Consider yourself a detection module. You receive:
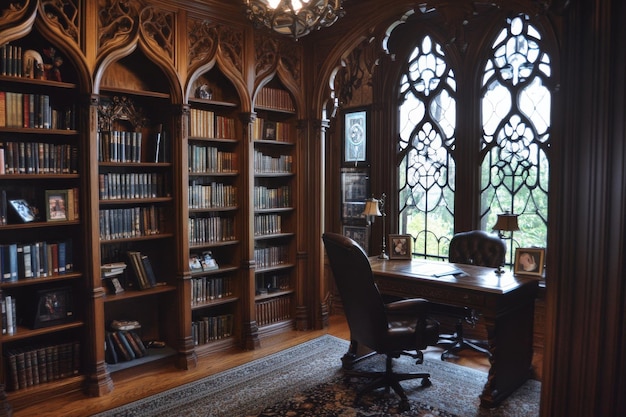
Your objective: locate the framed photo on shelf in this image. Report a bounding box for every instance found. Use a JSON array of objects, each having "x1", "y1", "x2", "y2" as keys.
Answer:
[
  {"x1": 30, "y1": 286, "x2": 74, "y2": 329},
  {"x1": 45, "y1": 190, "x2": 69, "y2": 221},
  {"x1": 344, "y1": 109, "x2": 368, "y2": 163},
  {"x1": 263, "y1": 120, "x2": 277, "y2": 140},
  {"x1": 8, "y1": 199, "x2": 36, "y2": 223},
  {"x1": 514, "y1": 247, "x2": 545, "y2": 277},
  {"x1": 343, "y1": 225, "x2": 369, "y2": 253},
  {"x1": 389, "y1": 234, "x2": 412, "y2": 260}
]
